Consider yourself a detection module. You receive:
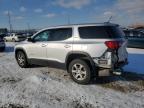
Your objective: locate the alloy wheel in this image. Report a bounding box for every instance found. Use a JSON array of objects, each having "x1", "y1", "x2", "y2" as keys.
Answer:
[{"x1": 71, "y1": 63, "x2": 87, "y2": 81}]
